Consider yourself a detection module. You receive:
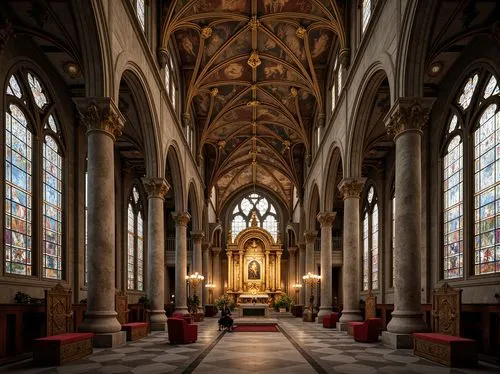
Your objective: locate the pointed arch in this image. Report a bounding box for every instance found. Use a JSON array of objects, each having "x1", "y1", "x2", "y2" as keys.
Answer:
[
  {"x1": 323, "y1": 145, "x2": 344, "y2": 212},
  {"x1": 166, "y1": 141, "x2": 185, "y2": 212},
  {"x1": 307, "y1": 183, "x2": 320, "y2": 231}
]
